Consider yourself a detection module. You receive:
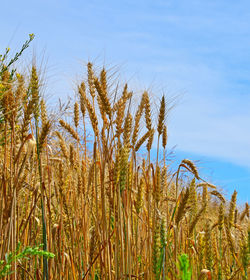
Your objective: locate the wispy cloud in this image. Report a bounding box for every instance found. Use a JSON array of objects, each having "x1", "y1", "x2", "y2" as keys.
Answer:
[{"x1": 1, "y1": 0, "x2": 250, "y2": 170}]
